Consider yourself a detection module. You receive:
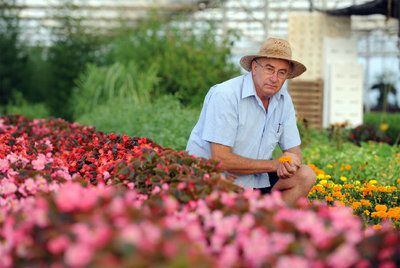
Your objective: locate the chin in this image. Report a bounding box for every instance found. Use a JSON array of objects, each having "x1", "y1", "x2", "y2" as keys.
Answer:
[{"x1": 262, "y1": 88, "x2": 276, "y2": 96}]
